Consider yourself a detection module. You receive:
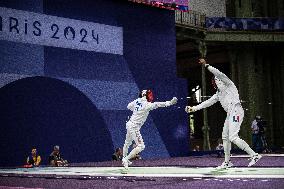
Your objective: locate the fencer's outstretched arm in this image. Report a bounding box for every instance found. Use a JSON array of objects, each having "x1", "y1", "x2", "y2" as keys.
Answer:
[
  {"x1": 194, "y1": 94, "x2": 218, "y2": 111},
  {"x1": 149, "y1": 97, "x2": 178, "y2": 110},
  {"x1": 185, "y1": 94, "x2": 218, "y2": 113}
]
